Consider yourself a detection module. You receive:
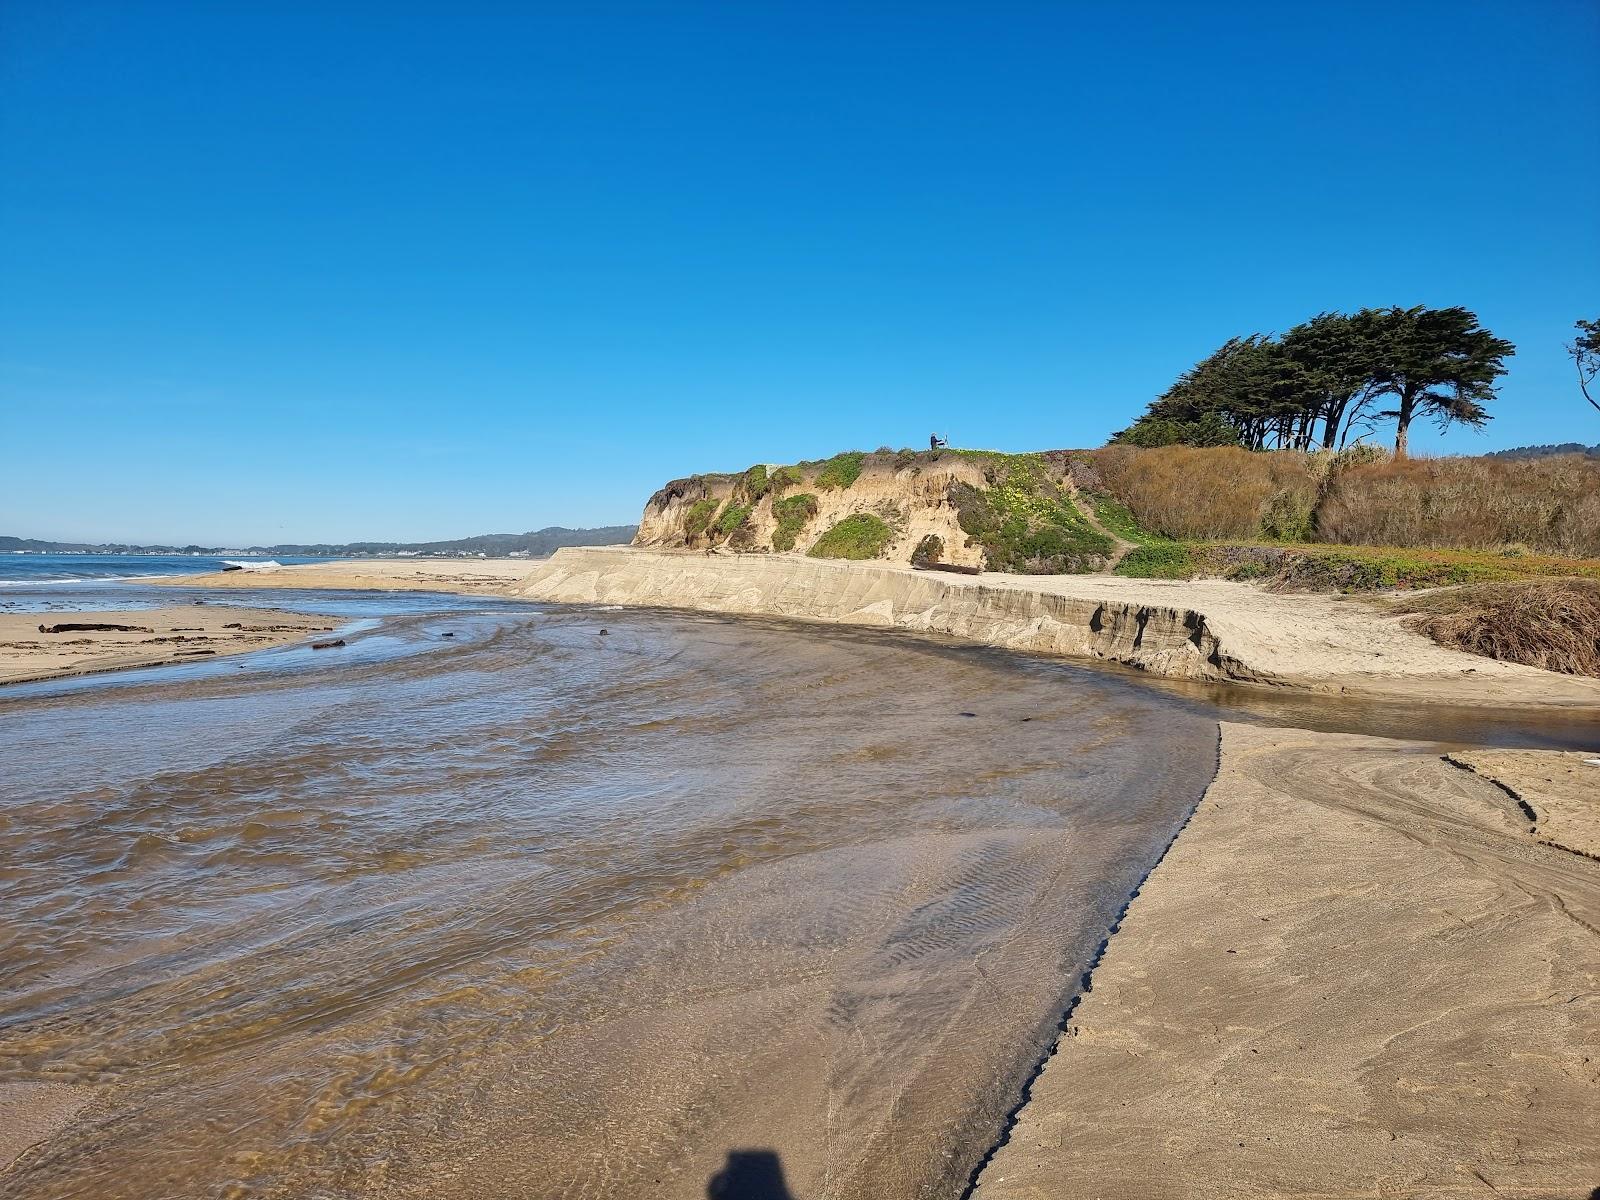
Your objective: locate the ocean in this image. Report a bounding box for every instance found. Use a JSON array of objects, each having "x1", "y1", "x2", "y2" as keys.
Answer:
[{"x1": 0, "y1": 552, "x2": 338, "y2": 585}]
